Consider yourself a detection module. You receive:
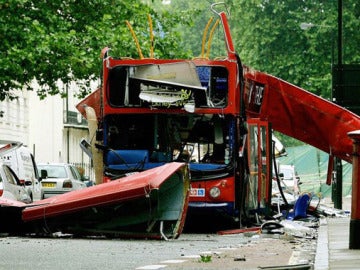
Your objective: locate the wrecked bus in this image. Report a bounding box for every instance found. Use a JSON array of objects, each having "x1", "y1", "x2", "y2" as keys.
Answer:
[
  {"x1": 77, "y1": 3, "x2": 360, "y2": 228},
  {"x1": 77, "y1": 6, "x2": 273, "y2": 227}
]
